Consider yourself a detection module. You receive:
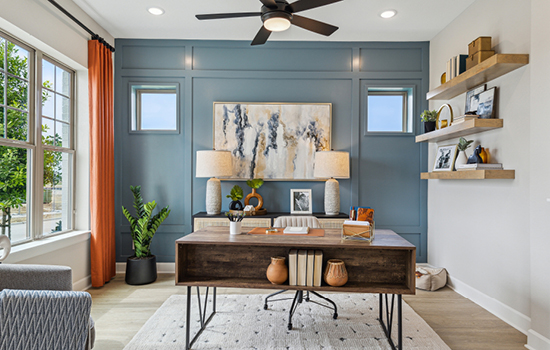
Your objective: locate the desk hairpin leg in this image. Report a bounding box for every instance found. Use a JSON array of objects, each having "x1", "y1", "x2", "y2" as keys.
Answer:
[
  {"x1": 186, "y1": 286, "x2": 217, "y2": 350},
  {"x1": 378, "y1": 293, "x2": 402, "y2": 350}
]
